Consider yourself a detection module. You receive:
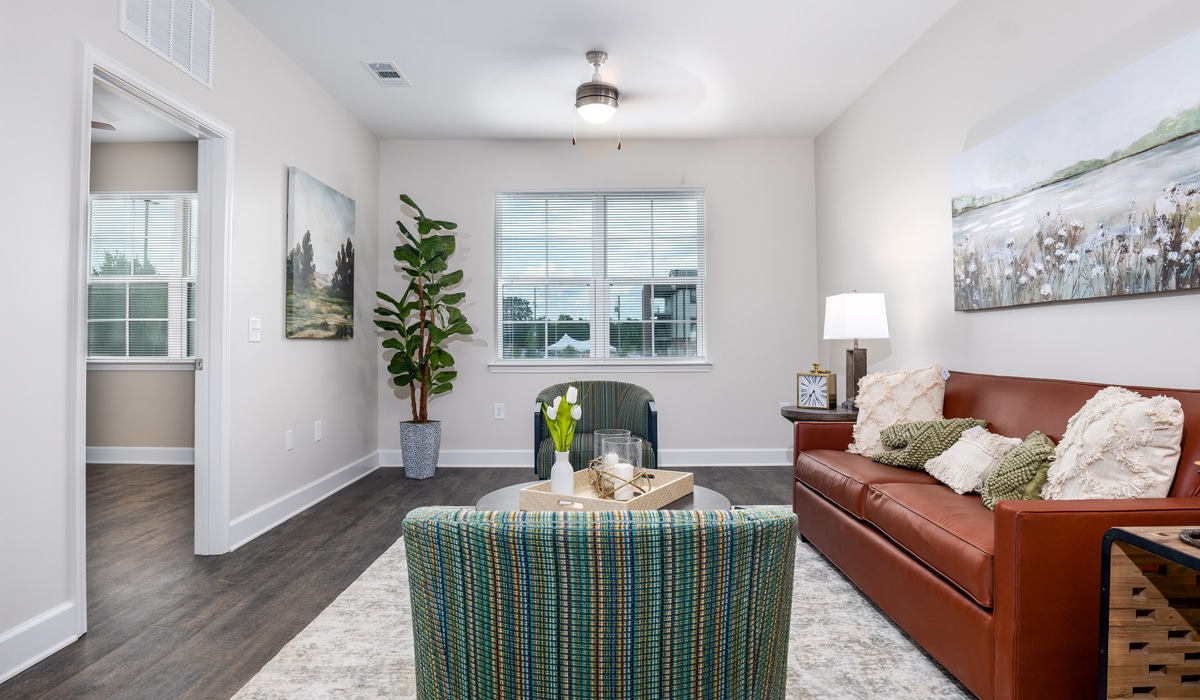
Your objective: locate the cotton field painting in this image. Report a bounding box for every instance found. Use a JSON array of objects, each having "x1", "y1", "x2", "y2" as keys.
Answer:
[
  {"x1": 286, "y1": 167, "x2": 355, "y2": 338},
  {"x1": 951, "y1": 28, "x2": 1200, "y2": 310}
]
